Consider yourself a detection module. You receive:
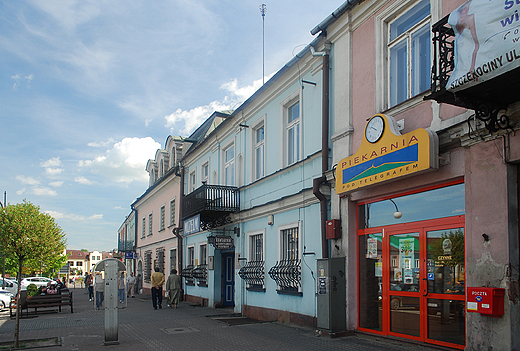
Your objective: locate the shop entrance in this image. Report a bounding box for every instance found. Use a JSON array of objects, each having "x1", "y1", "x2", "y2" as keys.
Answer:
[{"x1": 357, "y1": 182, "x2": 466, "y2": 349}]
